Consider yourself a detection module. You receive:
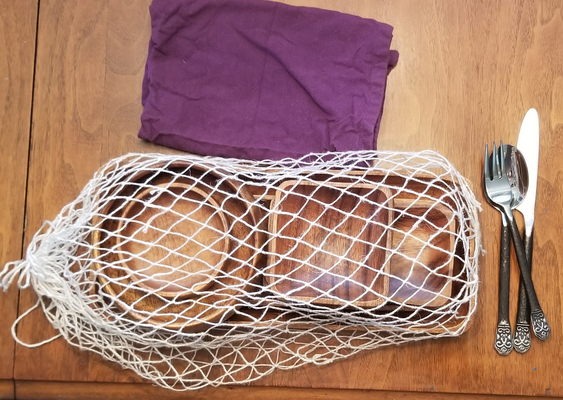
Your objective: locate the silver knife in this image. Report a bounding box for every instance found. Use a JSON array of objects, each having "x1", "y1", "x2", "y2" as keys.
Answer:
[{"x1": 512, "y1": 108, "x2": 546, "y2": 352}]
